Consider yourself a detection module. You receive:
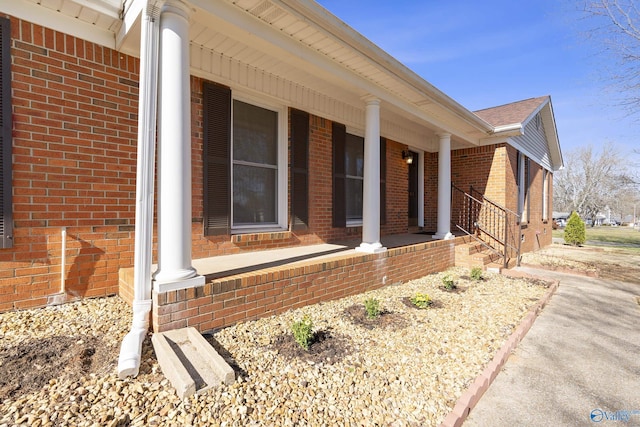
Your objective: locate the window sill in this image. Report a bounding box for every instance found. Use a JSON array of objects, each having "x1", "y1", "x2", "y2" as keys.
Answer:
[{"x1": 231, "y1": 229, "x2": 290, "y2": 240}]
